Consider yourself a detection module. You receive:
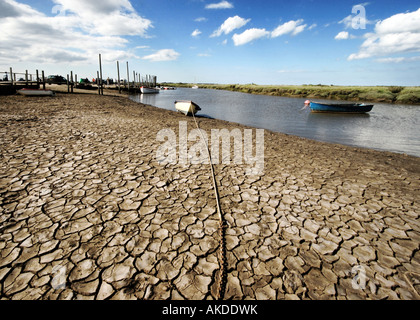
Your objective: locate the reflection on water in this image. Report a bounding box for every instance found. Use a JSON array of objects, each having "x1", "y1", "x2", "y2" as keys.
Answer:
[
  {"x1": 130, "y1": 88, "x2": 420, "y2": 157},
  {"x1": 306, "y1": 113, "x2": 372, "y2": 147}
]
